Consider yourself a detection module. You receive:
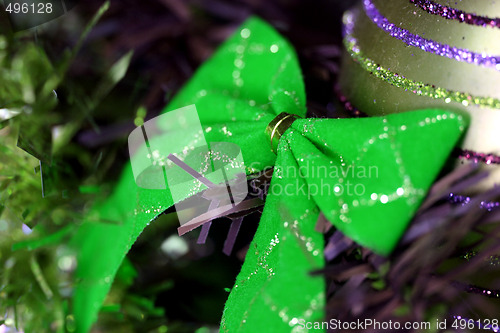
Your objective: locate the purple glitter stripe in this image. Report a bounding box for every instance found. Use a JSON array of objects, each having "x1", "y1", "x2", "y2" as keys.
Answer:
[
  {"x1": 364, "y1": 0, "x2": 500, "y2": 71},
  {"x1": 410, "y1": 0, "x2": 500, "y2": 29},
  {"x1": 449, "y1": 193, "x2": 500, "y2": 212},
  {"x1": 457, "y1": 149, "x2": 500, "y2": 165},
  {"x1": 335, "y1": 86, "x2": 368, "y2": 118},
  {"x1": 452, "y1": 280, "x2": 500, "y2": 299}
]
